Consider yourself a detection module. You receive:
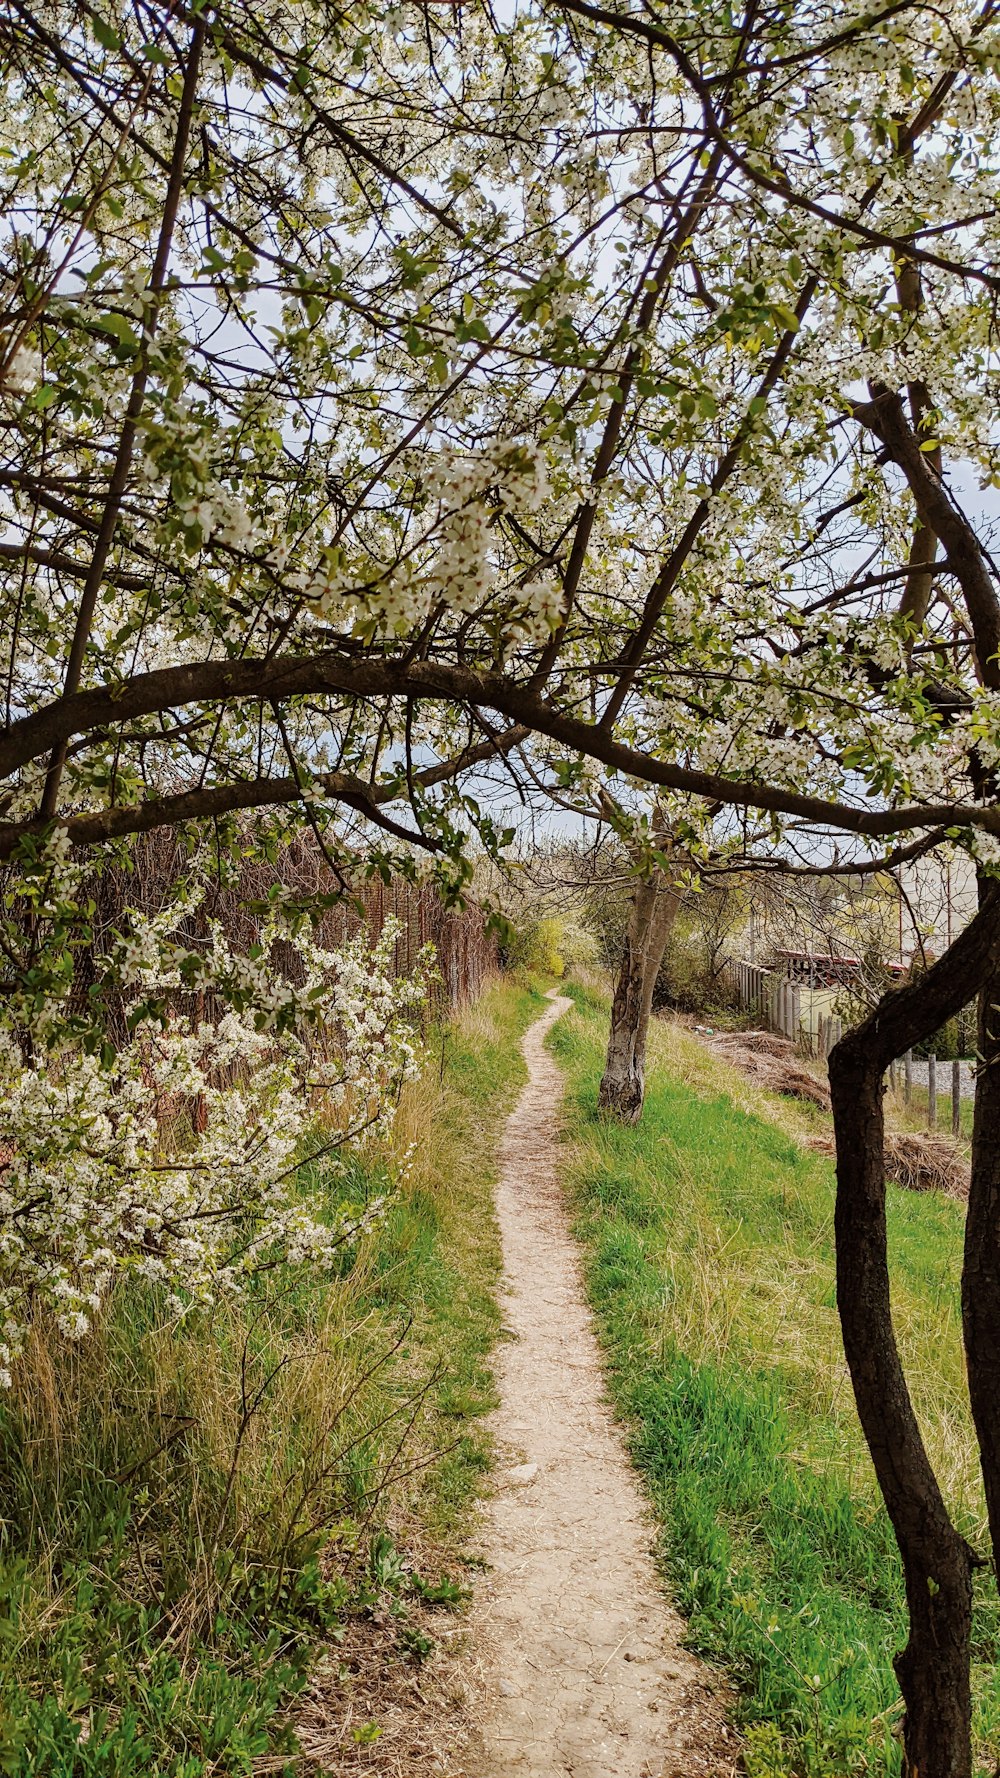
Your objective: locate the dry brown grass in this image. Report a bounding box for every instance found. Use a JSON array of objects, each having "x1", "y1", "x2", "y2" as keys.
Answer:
[
  {"x1": 806, "y1": 1128, "x2": 969, "y2": 1200},
  {"x1": 281, "y1": 1601, "x2": 485, "y2": 1778},
  {"x1": 9, "y1": 1279, "x2": 406, "y2": 1658},
  {"x1": 884, "y1": 1131, "x2": 969, "y2": 1199},
  {"x1": 702, "y1": 1028, "x2": 832, "y2": 1109}
]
